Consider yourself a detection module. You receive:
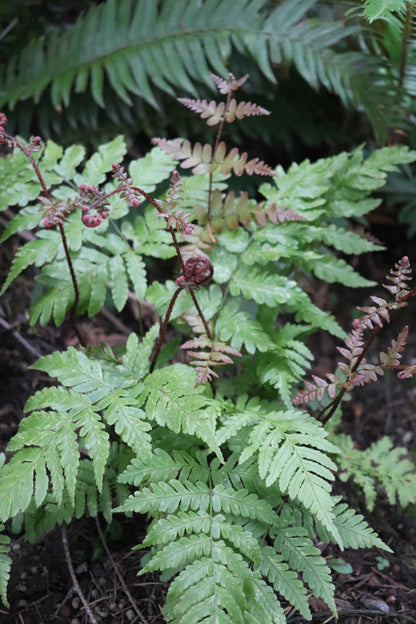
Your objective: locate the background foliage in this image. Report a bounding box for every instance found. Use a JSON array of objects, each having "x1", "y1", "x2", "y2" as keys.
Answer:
[{"x1": 1, "y1": 0, "x2": 416, "y2": 155}]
